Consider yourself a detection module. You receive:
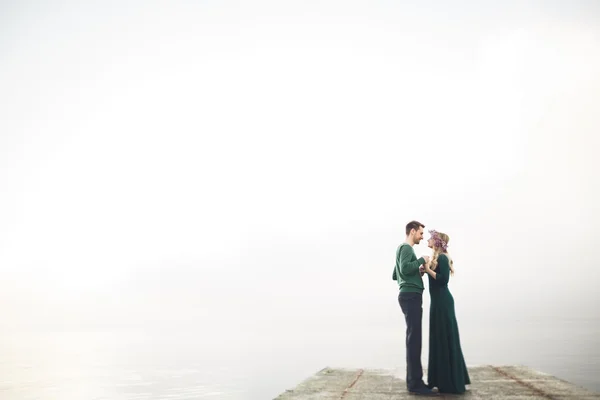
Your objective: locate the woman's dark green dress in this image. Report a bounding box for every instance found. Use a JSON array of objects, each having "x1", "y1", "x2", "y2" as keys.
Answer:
[{"x1": 427, "y1": 253, "x2": 470, "y2": 394}]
